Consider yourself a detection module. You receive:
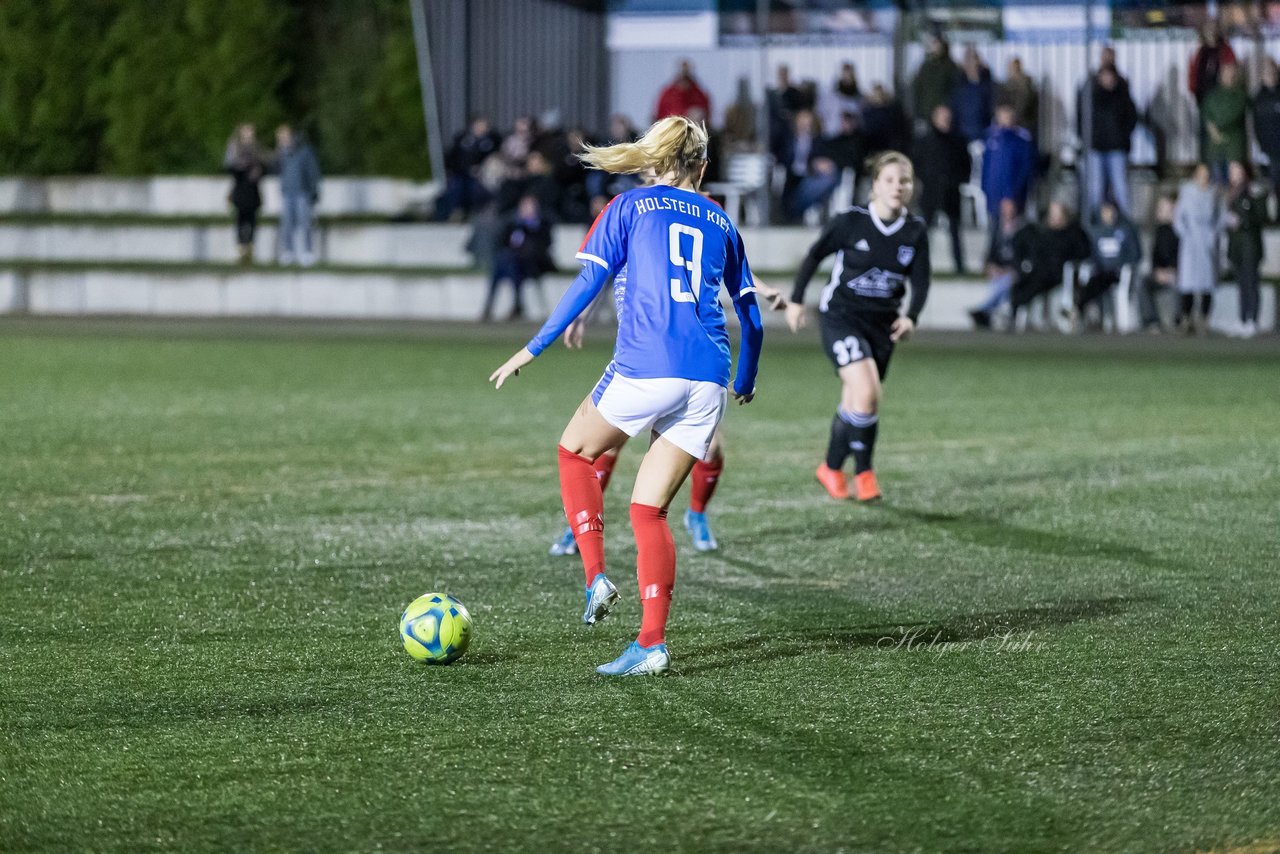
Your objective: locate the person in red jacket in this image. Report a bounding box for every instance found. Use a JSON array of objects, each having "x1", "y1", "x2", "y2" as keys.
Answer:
[
  {"x1": 654, "y1": 59, "x2": 712, "y2": 121},
  {"x1": 1189, "y1": 21, "x2": 1237, "y2": 104}
]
